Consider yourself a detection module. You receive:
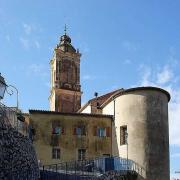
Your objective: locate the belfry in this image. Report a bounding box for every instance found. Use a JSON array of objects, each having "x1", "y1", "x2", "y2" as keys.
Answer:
[{"x1": 49, "y1": 26, "x2": 82, "y2": 112}]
